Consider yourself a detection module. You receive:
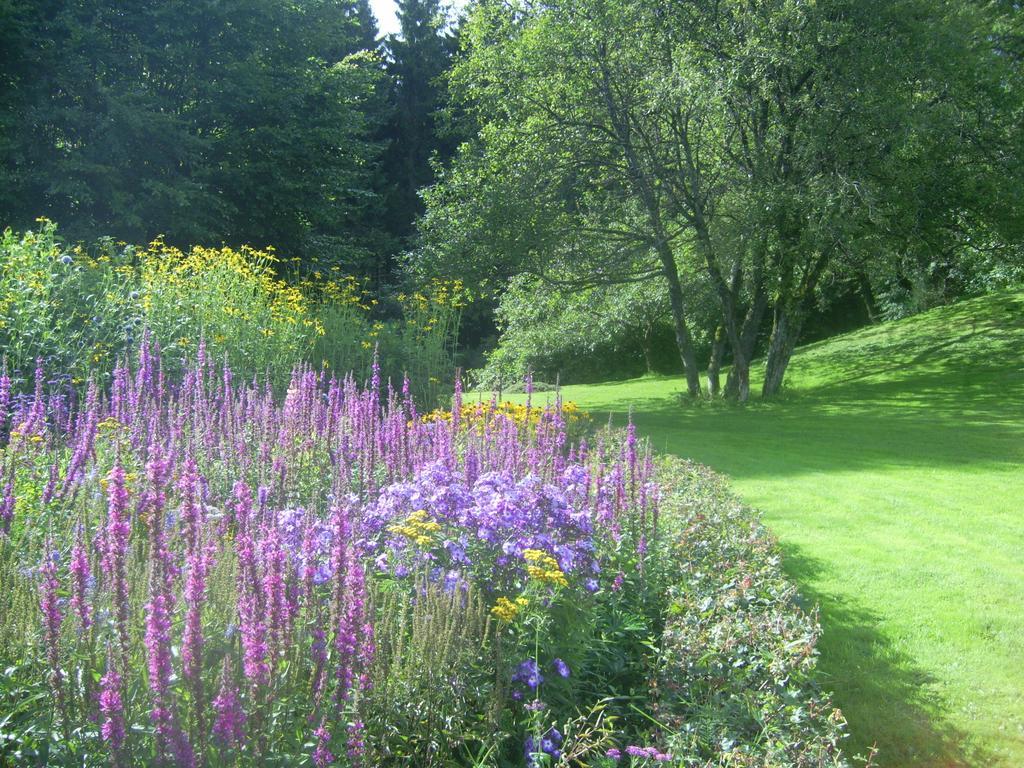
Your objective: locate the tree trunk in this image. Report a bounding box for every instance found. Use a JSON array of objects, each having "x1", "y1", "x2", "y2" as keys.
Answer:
[
  {"x1": 640, "y1": 324, "x2": 654, "y2": 374},
  {"x1": 724, "y1": 284, "x2": 768, "y2": 399},
  {"x1": 762, "y1": 303, "x2": 803, "y2": 398},
  {"x1": 657, "y1": 243, "x2": 701, "y2": 398},
  {"x1": 707, "y1": 326, "x2": 725, "y2": 396},
  {"x1": 691, "y1": 224, "x2": 754, "y2": 402},
  {"x1": 858, "y1": 271, "x2": 879, "y2": 324}
]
